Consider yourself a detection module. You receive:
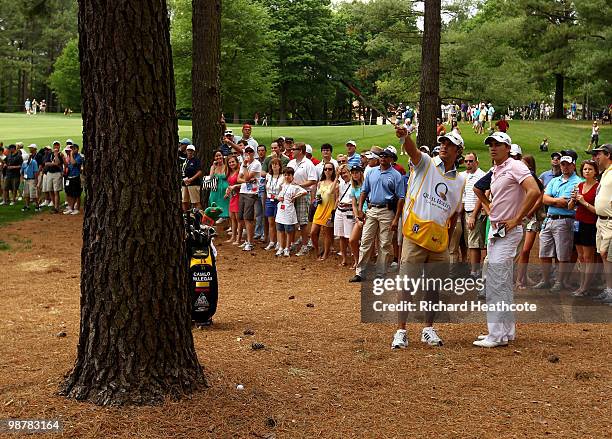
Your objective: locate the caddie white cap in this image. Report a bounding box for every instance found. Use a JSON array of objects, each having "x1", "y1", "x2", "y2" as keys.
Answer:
[{"x1": 437, "y1": 132, "x2": 464, "y2": 148}]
